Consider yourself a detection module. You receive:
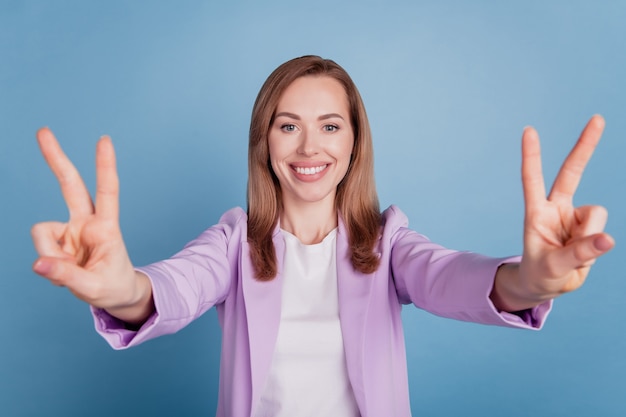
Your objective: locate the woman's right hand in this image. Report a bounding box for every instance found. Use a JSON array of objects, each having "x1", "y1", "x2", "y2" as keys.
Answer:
[{"x1": 31, "y1": 128, "x2": 154, "y2": 324}]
